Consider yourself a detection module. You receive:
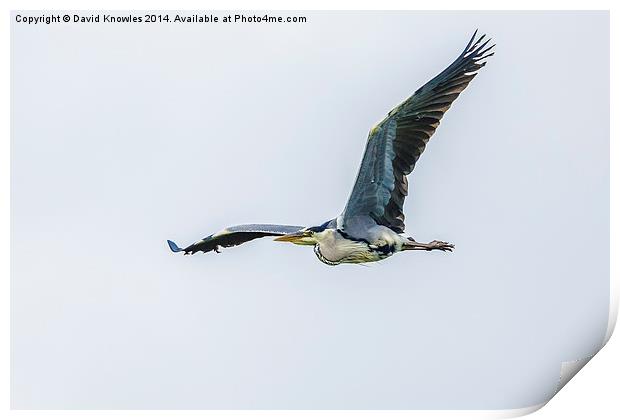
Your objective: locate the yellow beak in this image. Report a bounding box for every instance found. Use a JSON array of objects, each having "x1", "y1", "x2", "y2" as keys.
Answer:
[{"x1": 273, "y1": 230, "x2": 314, "y2": 245}]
